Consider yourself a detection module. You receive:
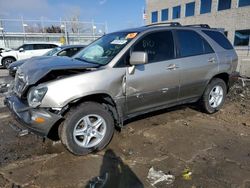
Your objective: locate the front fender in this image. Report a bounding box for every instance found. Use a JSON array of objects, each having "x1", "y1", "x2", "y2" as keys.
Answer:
[{"x1": 39, "y1": 68, "x2": 126, "y2": 108}]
